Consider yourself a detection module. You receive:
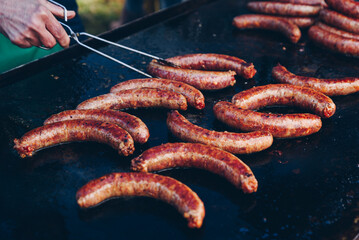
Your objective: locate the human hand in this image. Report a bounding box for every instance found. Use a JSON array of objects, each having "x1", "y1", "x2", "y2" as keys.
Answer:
[{"x1": 0, "y1": 0, "x2": 76, "y2": 48}]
